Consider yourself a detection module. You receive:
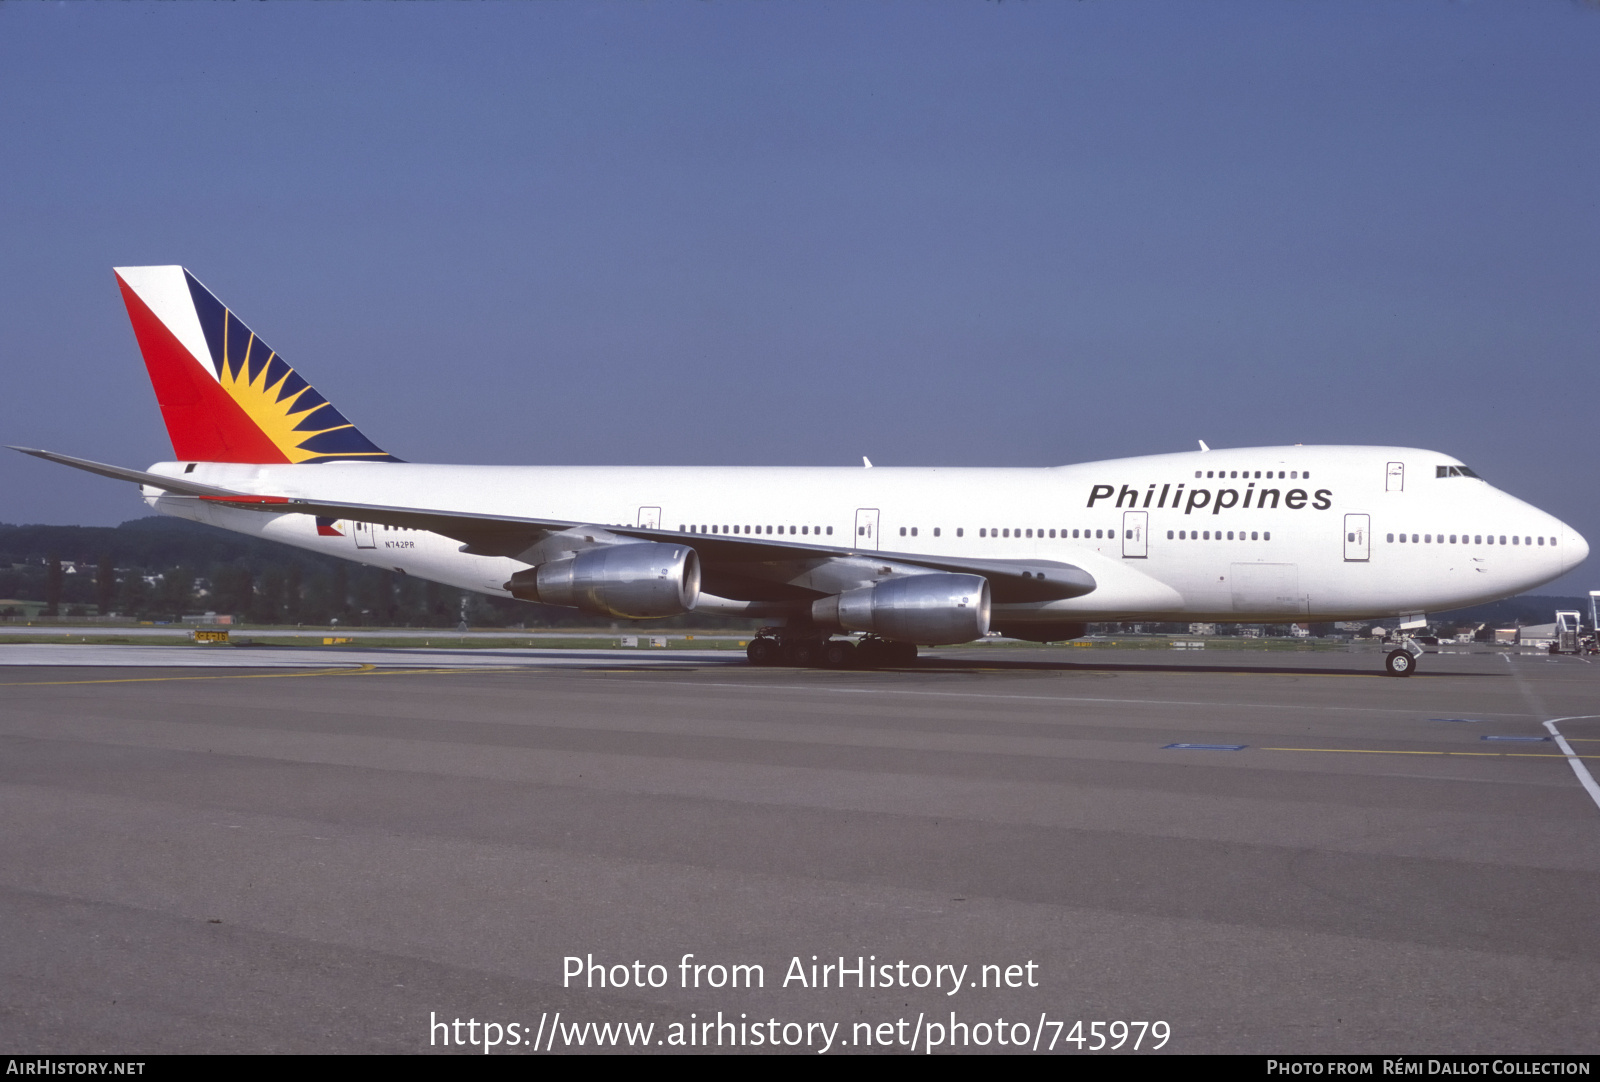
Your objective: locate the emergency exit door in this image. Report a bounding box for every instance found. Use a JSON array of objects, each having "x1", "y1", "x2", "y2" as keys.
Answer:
[
  {"x1": 637, "y1": 506, "x2": 661, "y2": 529},
  {"x1": 1122, "y1": 510, "x2": 1148, "y2": 558},
  {"x1": 854, "y1": 508, "x2": 880, "y2": 550},
  {"x1": 1343, "y1": 513, "x2": 1370, "y2": 562}
]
